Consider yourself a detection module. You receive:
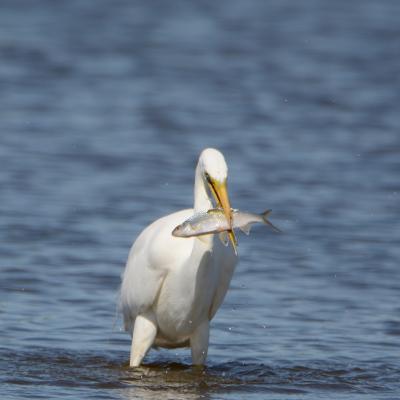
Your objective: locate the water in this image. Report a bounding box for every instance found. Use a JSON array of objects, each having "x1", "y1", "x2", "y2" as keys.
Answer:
[{"x1": 1, "y1": 0, "x2": 400, "y2": 398}]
